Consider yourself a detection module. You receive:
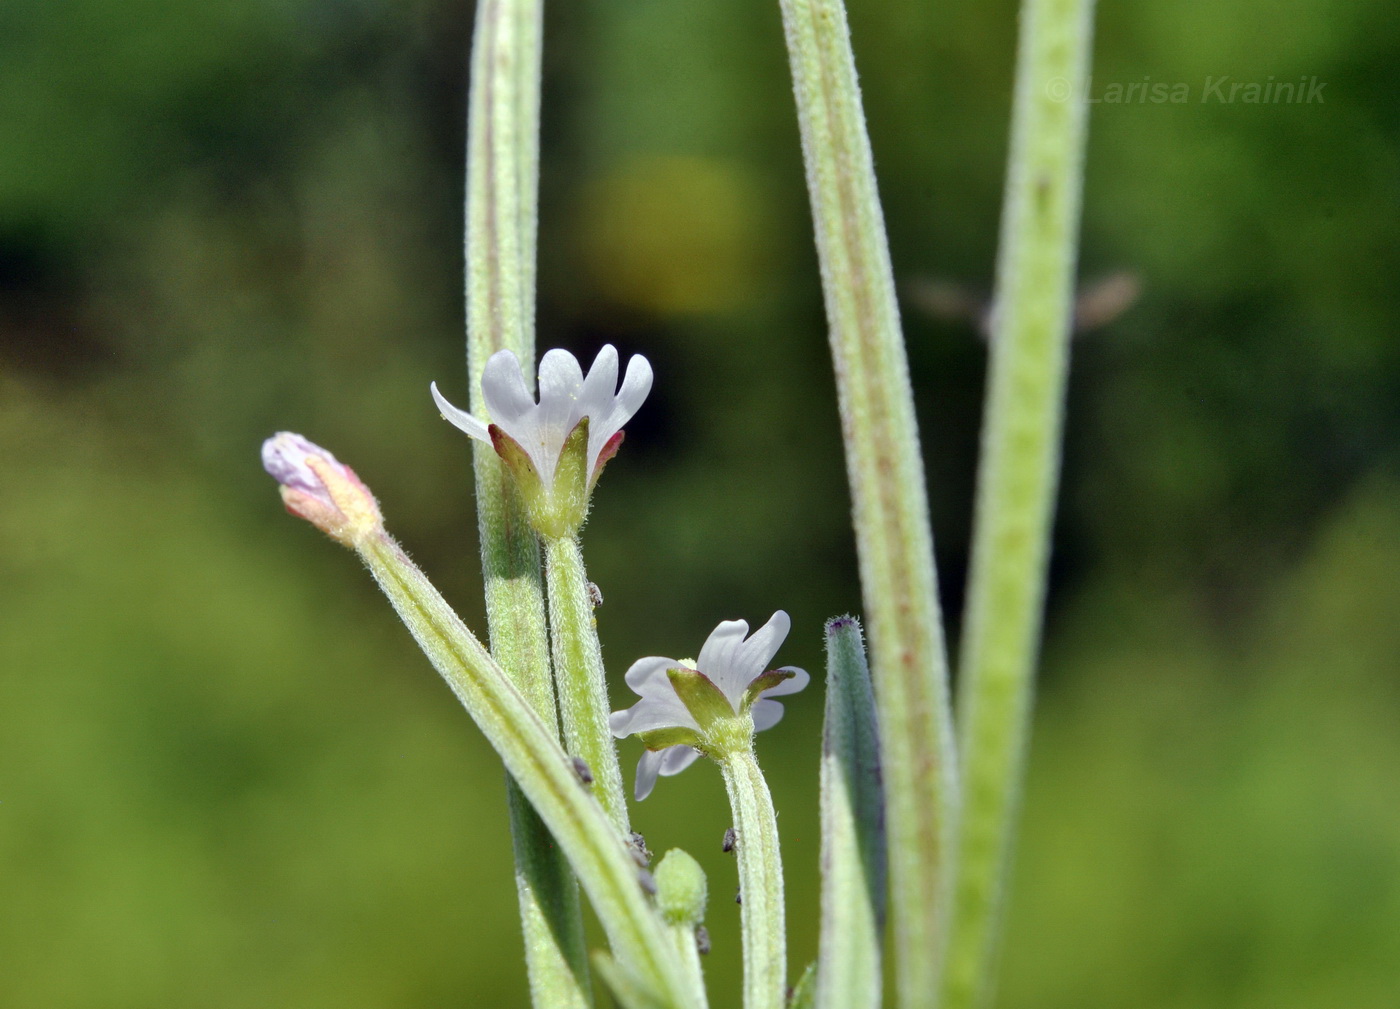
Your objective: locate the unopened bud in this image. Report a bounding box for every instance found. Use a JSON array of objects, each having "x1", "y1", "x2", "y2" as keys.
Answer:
[
  {"x1": 261, "y1": 432, "x2": 382, "y2": 546},
  {"x1": 654, "y1": 848, "x2": 707, "y2": 927}
]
